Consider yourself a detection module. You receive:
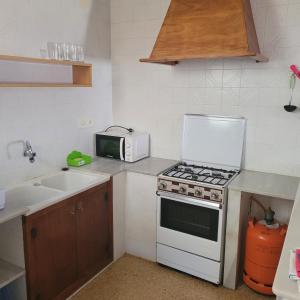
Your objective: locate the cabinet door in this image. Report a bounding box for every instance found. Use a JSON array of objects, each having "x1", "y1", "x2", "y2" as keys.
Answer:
[
  {"x1": 76, "y1": 181, "x2": 113, "y2": 278},
  {"x1": 23, "y1": 197, "x2": 77, "y2": 300}
]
